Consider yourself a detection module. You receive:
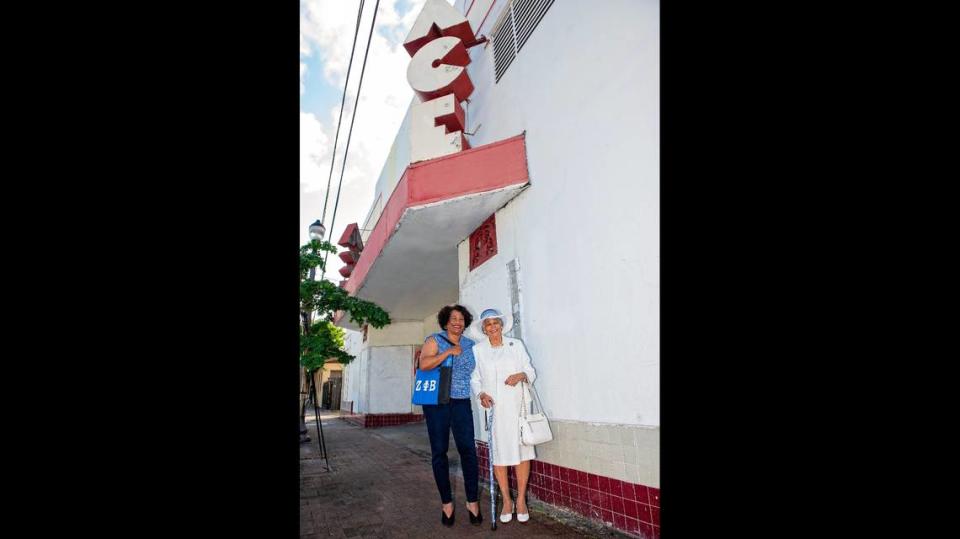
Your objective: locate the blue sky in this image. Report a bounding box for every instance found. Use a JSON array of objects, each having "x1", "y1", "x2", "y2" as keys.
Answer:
[
  {"x1": 300, "y1": 53, "x2": 339, "y2": 119},
  {"x1": 300, "y1": 0, "x2": 416, "y2": 118}
]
